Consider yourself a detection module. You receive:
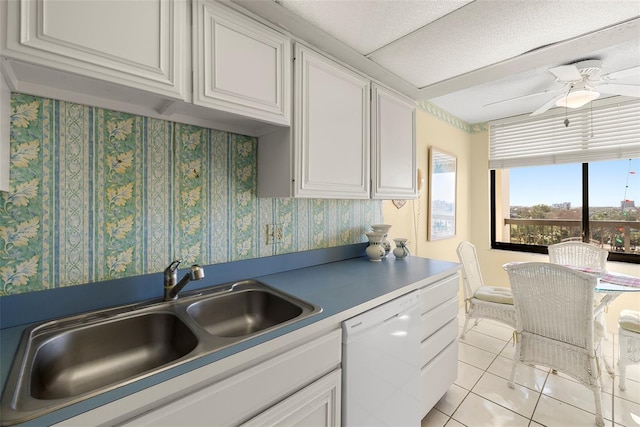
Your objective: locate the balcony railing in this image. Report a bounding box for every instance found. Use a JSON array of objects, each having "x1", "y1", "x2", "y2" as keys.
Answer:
[{"x1": 503, "y1": 218, "x2": 640, "y2": 253}]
